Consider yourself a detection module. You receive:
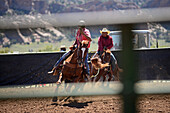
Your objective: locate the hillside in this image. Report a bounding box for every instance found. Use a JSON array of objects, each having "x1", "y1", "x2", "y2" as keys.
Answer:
[
  {"x1": 0, "y1": 0, "x2": 170, "y2": 52},
  {"x1": 0, "y1": 0, "x2": 170, "y2": 16}
]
